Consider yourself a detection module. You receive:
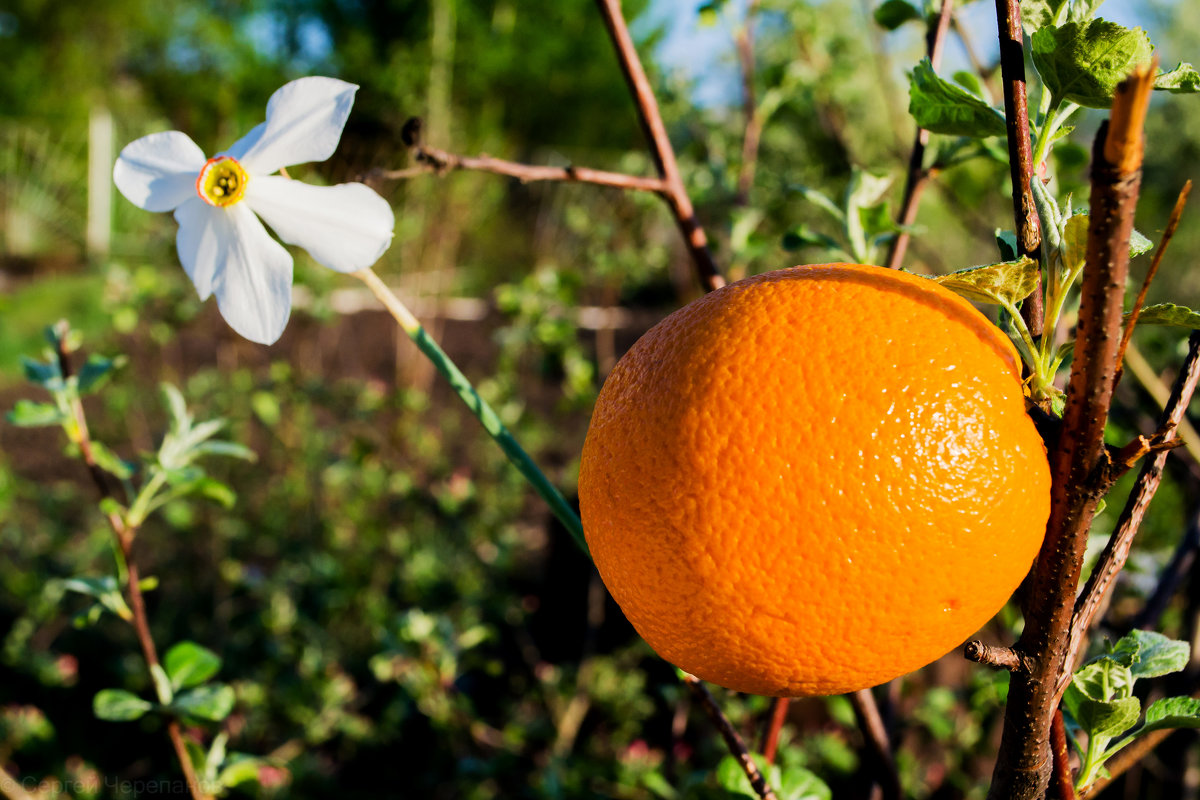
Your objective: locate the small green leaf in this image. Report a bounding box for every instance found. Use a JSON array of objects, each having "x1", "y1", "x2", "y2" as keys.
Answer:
[
  {"x1": 1119, "y1": 630, "x2": 1190, "y2": 679},
  {"x1": 165, "y1": 641, "x2": 222, "y2": 690},
  {"x1": 1031, "y1": 20, "x2": 1155, "y2": 109},
  {"x1": 194, "y1": 478, "x2": 237, "y2": 509},
  {"x1": 1020, "y1": 0, "x2": 1068, "y2": 32},
  {"x1": 218, "y1": 754, "x2": 270, "y2": 789},
  {"x1": 20, "y1": 356, "x2": 61, "y2": 389},
  {"x1": 1140, "y1": 697, "x2": 1200, "y2": 734},
  {"x1": 94, "y1": 689, "x2": 153, "y2": 722},
  {"x1": 1077, "y1": 695, "x2": 1142, "y2": 740},
  {"x1": 170, "y1": 684, "x2": 235, "y2": 722},
  {"x1": 1063, "y1": 213, "x2": 1090, "y2": 274},
  {"x1": 76, "y1": 355, "x2": 125, "y2": 394},
  {"x1": 782, "y1": 226, "x2": 845, "y2": 255},
  {"x1": 6, "y1": 400, "x2": 65, "y2": 427},
  {"x1": 1129, "y1": 229, "x2": 1153, "y2": 258},
  {"x1": 192, "y1": 440, "x2": 256, "y2": 461},
  {"x1": 206, "y1": 731, "x2": 229, "y2": 781},
  {"x1": 778, "y1": 765, "x2": 833, "y2": 800},
  {"x1": 791, "y1": 185, "x2": 846, "y2": 224},
  {"x1": 150, "y1": 663, "x2": 174, "y2": 704},
  {"x1": 1072, "y1": 659, "x2": 1136, "y2": 702},
  {"x1": 1155, "y1": 62, "x2": 1200, "y2": 94},
  {"x1": 996, "y1": 230, "x2": 1019, "y2": 261},
  {"x1": 1127, "y1": 303, "x2": 1200, "y2": 329},
  {"x1": 874, "y1": 0, "x2": 921, "y2": 31},
  {"x1": 91, "y1": 441, "x2": 135, "y2": 481},
  {"x1": 931, "y1": 257, "x2": 1040, "y2": 307},
  {"x1": 909, "y1": 58, "x2": 1007, "y2": 138}
]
